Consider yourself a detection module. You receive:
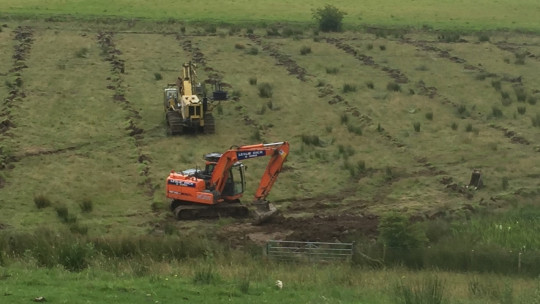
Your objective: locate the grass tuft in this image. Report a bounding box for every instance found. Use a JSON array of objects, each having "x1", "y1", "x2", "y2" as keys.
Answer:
[
  {"x1": 342, "y1": 83, "x2": 357, "y2": 93},
  {"x1": 257, "y1": 83, "x2": 273, "y2": 98},
  {"x1": 301, "y1": 134, "x2": 323, "y2": 146},
  {"x1": 492, "y1": 106, "x2": 503, "y2": 118},
  {"x1": 79, "y1": 199, "x2": 93, "y2": 213},
  {"x1": 153, "y1": 72, "x2": 162, "y2": 80},
  {"x1": 425, "y1": 112, "x2": 433, "y2": 120},
  {"x1": 326, "y1": 67, "x2": 339, "y2": 74},
  {"x1": 34, "y1": 195, "x2": 51, "y2": 209},
  {"x1": 387, "y1": 82, "x2": 401, "y2": 92},
  {"x1": 249, "y1": 77, "x2": 257, "y2": 85},
  {"x1": 413, "y1": 122, "x2": 421, "y2": 132},
  {"x1": 247, "y1": 47, "x2": 259, "y2": 55},
  {"x1": 366, "y1": 81, "x2": 374, "y2": 89},
  {"x1": 300, "y1": 46, "x2": 311, "y2": 55}
]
